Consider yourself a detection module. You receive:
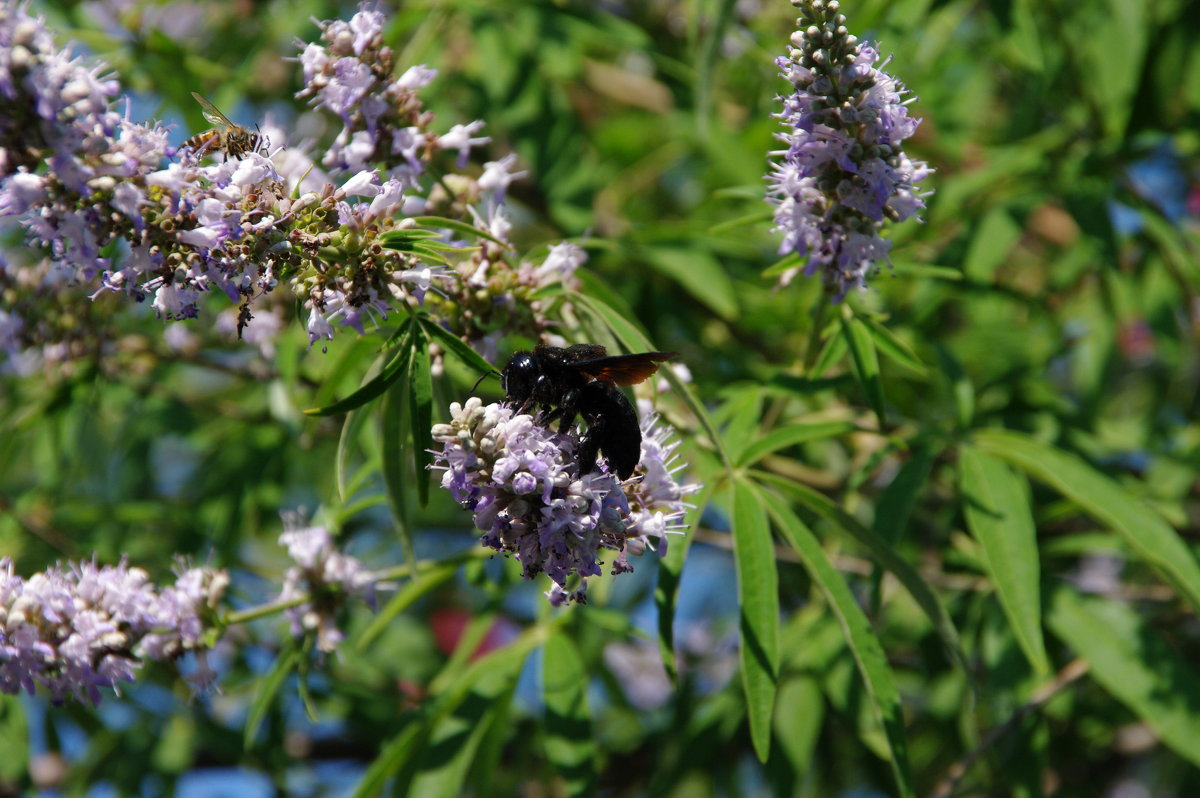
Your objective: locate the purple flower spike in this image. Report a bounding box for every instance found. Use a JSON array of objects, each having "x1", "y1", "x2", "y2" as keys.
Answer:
[
  {"x1": 766, "y1": 0, "x2": 932, "y2": 298},
  {"x1": 432, "y1": 399, "x2": 697, "y2": 604}
]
